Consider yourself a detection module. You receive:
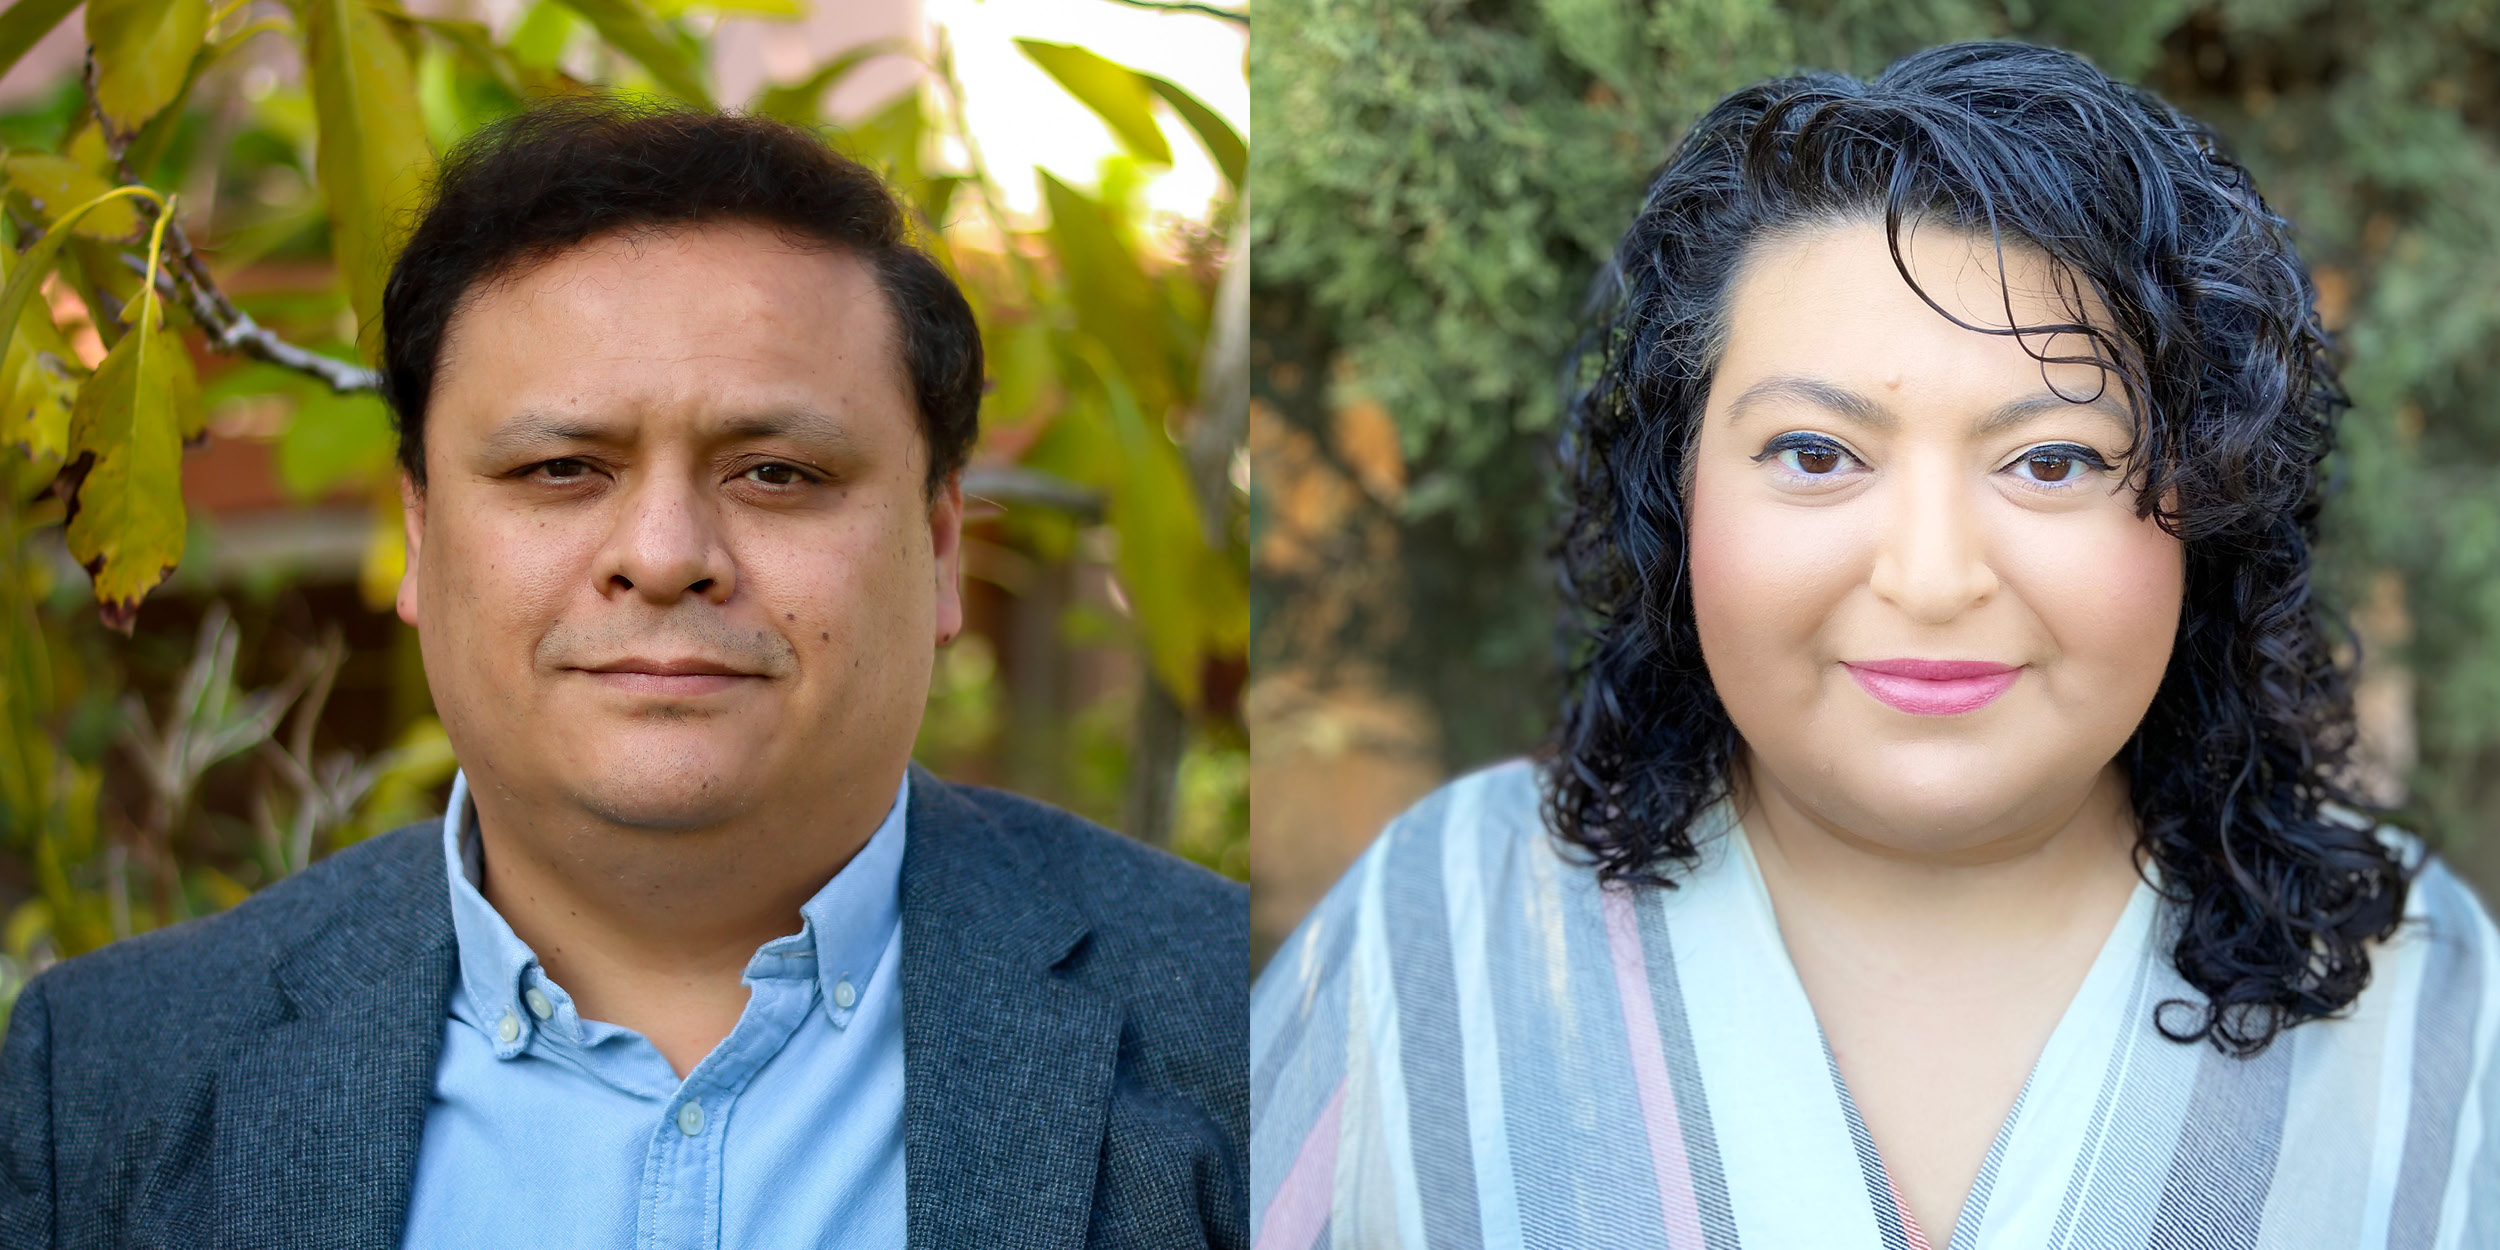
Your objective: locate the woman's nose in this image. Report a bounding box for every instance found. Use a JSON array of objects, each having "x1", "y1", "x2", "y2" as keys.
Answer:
[{"x1": 1867, "y1": 469, "x2": 2000, "y2": 624}]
